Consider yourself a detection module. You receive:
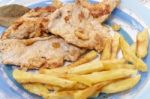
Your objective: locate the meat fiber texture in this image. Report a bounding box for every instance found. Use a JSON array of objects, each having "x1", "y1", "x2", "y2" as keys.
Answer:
[{"x1": 0, "y1": 36, "x2": 85, "y2": 69}]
